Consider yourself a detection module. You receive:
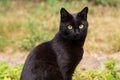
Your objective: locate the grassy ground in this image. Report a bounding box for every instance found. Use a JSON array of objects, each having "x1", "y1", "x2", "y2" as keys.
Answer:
[
  {"x1": 0, "y1": 60, "x2": 120, "y2": 80},
  {"x1": 0, "y1": 1, "x2": 120, "y2": 54}
]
